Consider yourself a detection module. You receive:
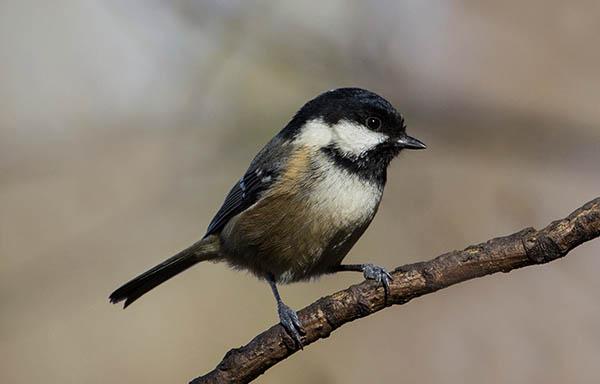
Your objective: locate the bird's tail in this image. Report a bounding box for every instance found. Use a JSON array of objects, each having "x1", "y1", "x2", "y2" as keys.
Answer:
[{"x1": 109, "y1": 235, "x2": 221, "y2": 308}]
